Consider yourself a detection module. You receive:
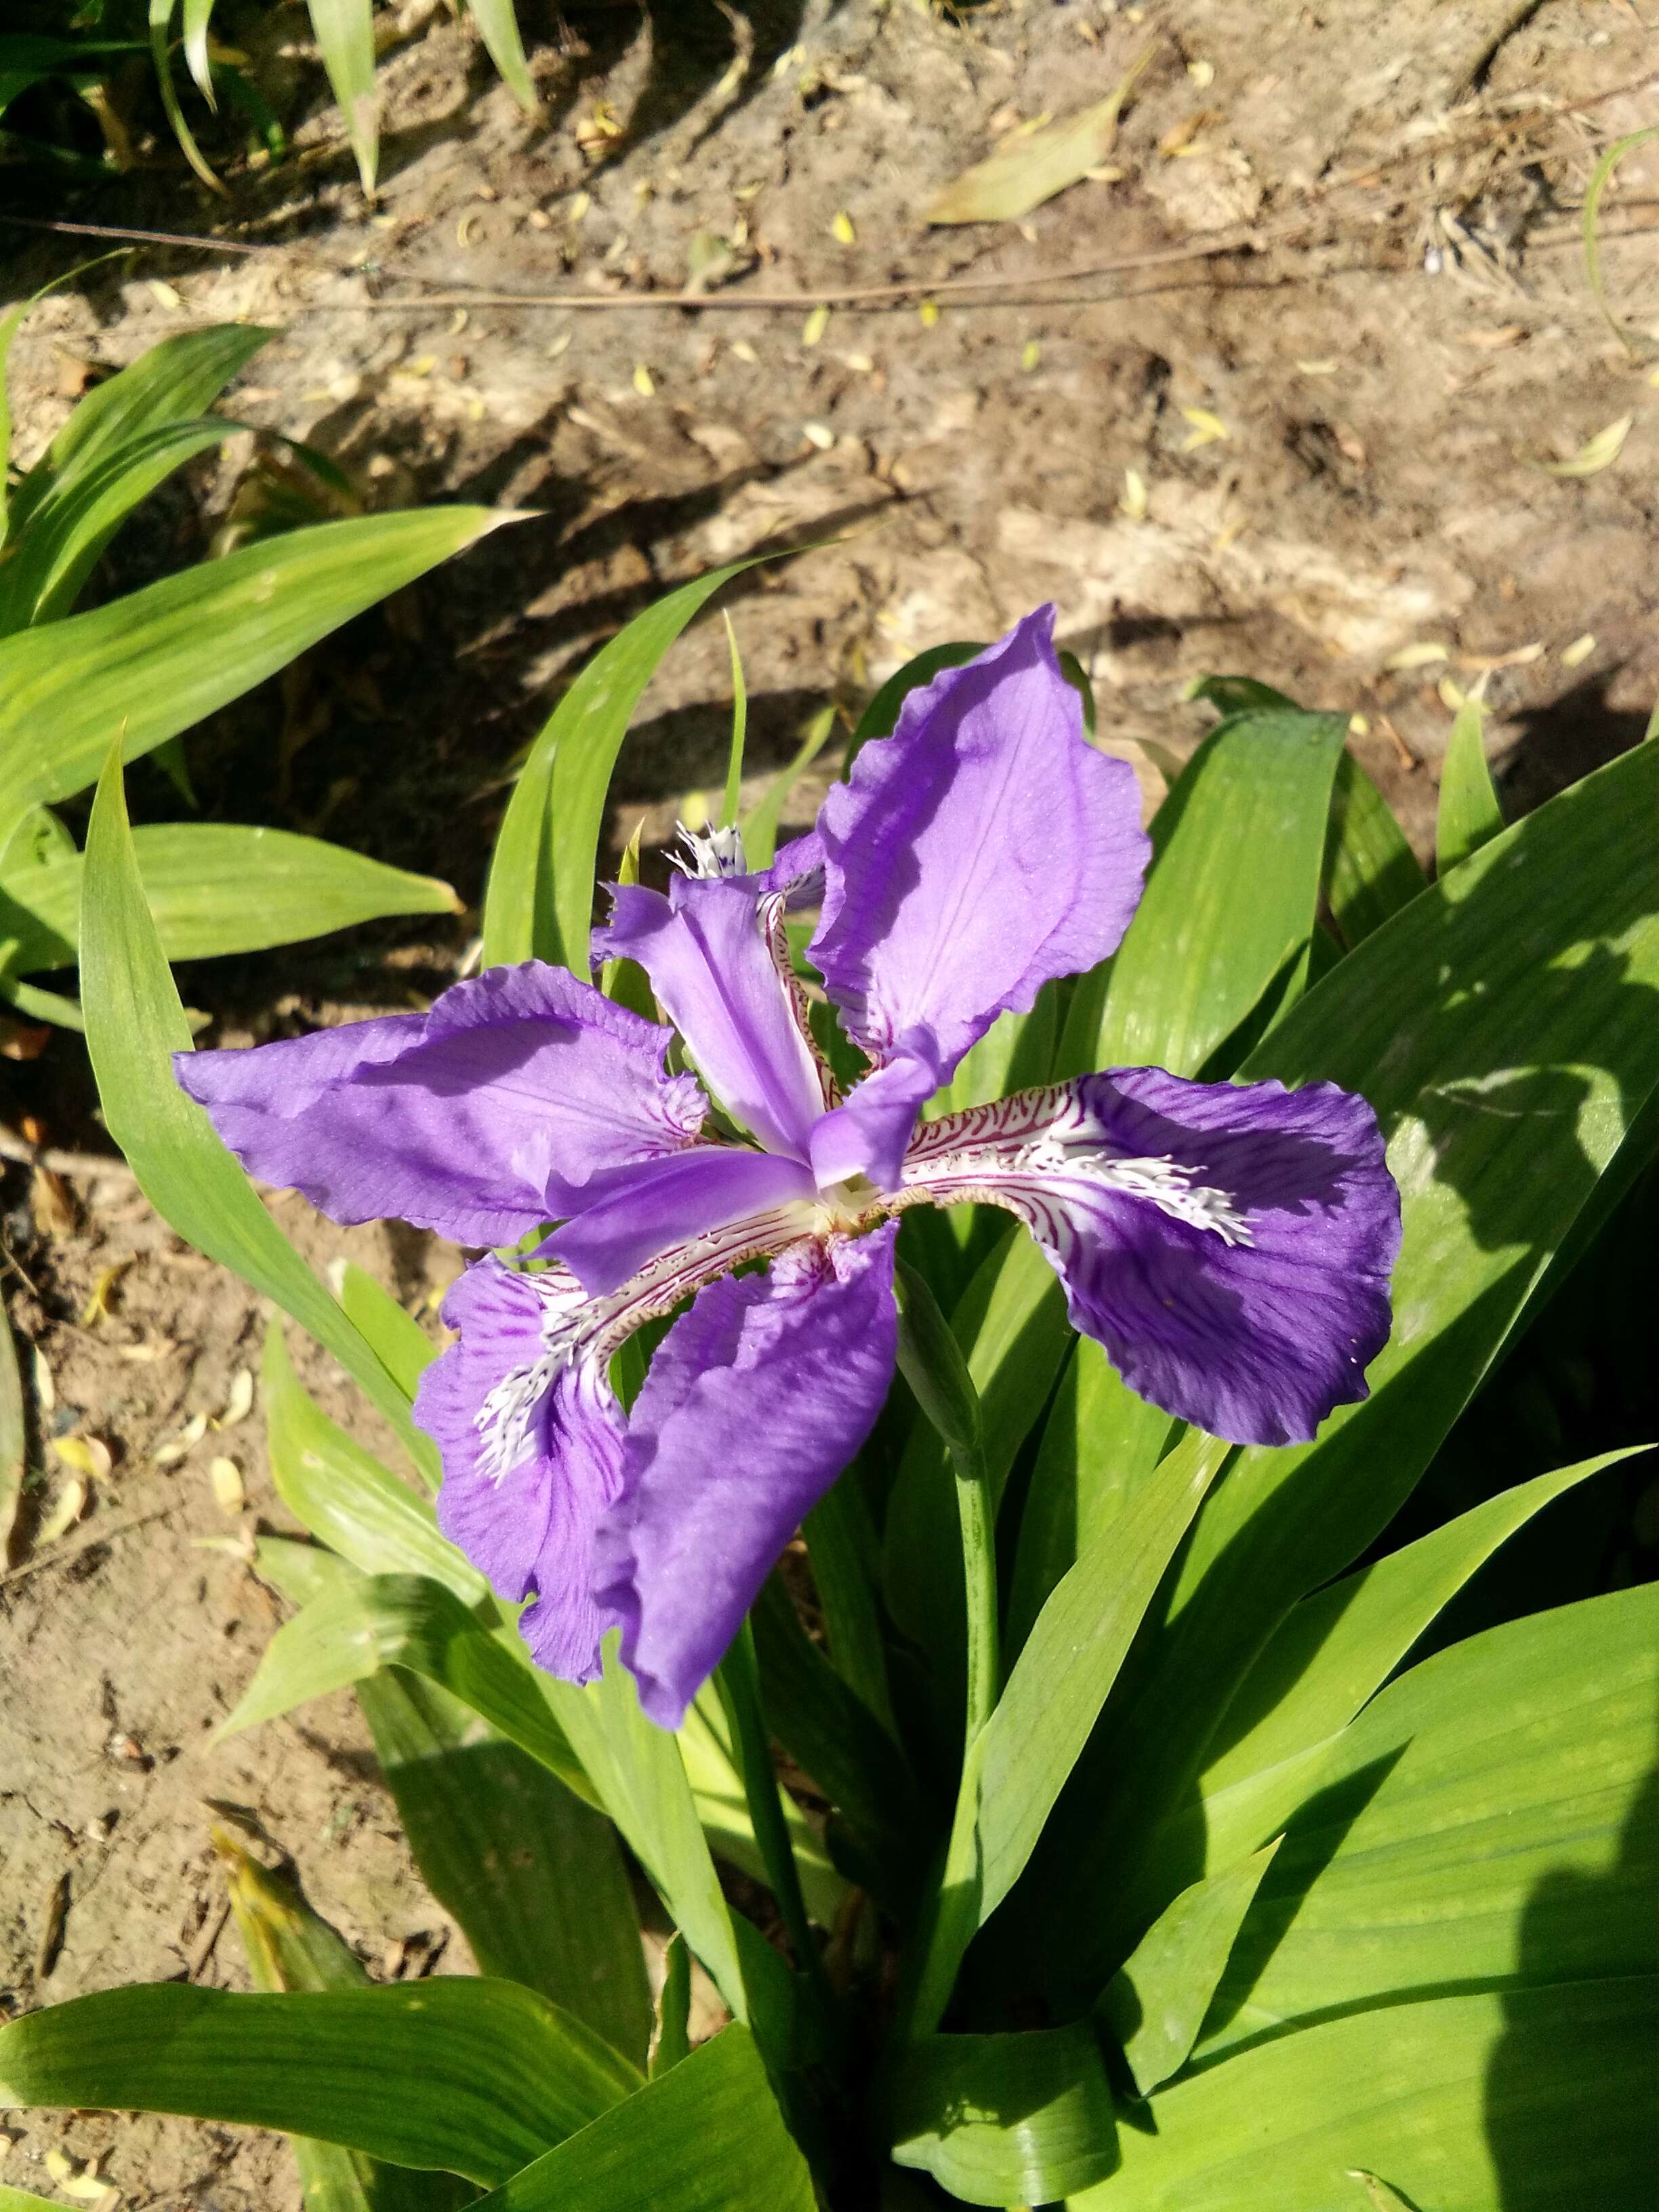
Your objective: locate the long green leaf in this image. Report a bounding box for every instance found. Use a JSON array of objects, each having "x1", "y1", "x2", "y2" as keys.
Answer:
[
  {"x1": 1075, "y1": 1978, "x2": 1658, "y2": 2211},
  {"x1": 0, "y1": 420, "x2": 239, "y2": 634},
  {"x1": 1194, "y1": 1451, "x2": 1635, "y2": 1867},
  {"x1": 890, "y1": 2018, "x2": 1117, "y2": 2207},
  {"x1": 309, "y1": 0, "x2": 380, "y2": 195},
  {"x1": 15, "y1": 327, "x2": 270, "y2": 523},
  {"x1": 0, "y1": 323, "x2": 271, "y2": 630},
  {"x1": 1016, "y1": 733, "x2": 1659, "y2": 2001},
  {"x1": 993, "y1": 692, "x2": 1349, "y2": 1654},
  {"x1": 678, "y1": 1689, "x2": 846, "y2": 1930},
  {"x1": 750, "y1": 1573, "x2": 926, "y2": 1910},
  {"x1": 544, "y1": 1647, "x2": 751, "y2": 2026},
  {"x1": 220, "y1": 1830, "x2": 470, "y2": 2211},
  {"x1": 1323, "y1": 750, "x2": 1425, "y2": 950},
  {"x1": 335, "y1": 1261, "x2": 436, "y2": 1399},
  {"x1": 467, "y1": 2027, "x2": 816, "y2": 2212},
  {"x1": 220, "y1": 1570, "x2": 592, "y2": 1804},
  {"x1": 0, "y1": 35, "x2": 126, "y2": 114},
  {"x1": 481, "y1": 560, "x2": 760, "y2": 981},
  {"x1": 356, "y1": 1671, "x2": 651, "y2": 2066},
  {"x1": 1, "y1": 506, "x2": 508, "y2": 824},
  {"x1": 907, "y1": 1434, "x2": 1227, "y2": 2031},
  {"x1": 249, "y1": 1535, "x2": 649, "y2": 2064},
  {"x1": 1101, "y1": 1842, "x2": 1279, "y2": 2093},
  {"x1": 739, "y1": 704, "x2": 834, "y2": 872},
  {"x1": 1435, "y1": 693, "x2": 1503, "y2": 874},
  {"x1": 719, "y1": 612, "x2": 747, "y2": 828},
  {"x1": 0, "y1": 298, "x2": 30, "y2": 536},
  {"x1": 1197, "y1": 1585, "x2": 1659, "y2": 2057},
  {"x1": 258, "y1": 1336, "x2": 822, "y2": 1975},
  {"x1": 181, "y1": 0, "x2": 215, "y2": 97},
  {"x1": 79, "y1": 753, "x2": 437, "y2": 1476},
  {"x1": 261, "y1": 1324, "x2": 484, "y2": 1605},
  {"x1": 466, "y1": 0, "x2": 537, "y2": 111},
  {"x1": 3, "y1": 821, "x2": 459, "y2": 972},
  {"x1": 801, "y1": 1476, "x2": 897, "y2": 1734},
  {"x1": 0, "y1": 1979, "x2": 640, "y2": 2186},
  {"x1": 881, "y1": 1227, "x2": 1073, "y2": 1681},
  {"x1": 1006, "y1": 1332, "x2": 1172, "y2": 1657},
  {"x1": 148, "y1": 0, "x2": 222, "y2": 191},
  {"x1": 1057, "y1": 693, "x2": 1349, "y2": 1081}
]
